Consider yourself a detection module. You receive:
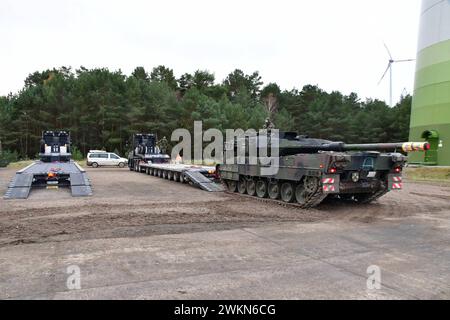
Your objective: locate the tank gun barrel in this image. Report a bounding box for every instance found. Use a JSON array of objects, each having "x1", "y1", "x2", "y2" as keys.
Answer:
[
  {"x1": 342, "y1": 142, "x2": 430, "y2": 152},
  {"x1": 277, "y1": 141, "x2": 430, "y2": 155}
]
